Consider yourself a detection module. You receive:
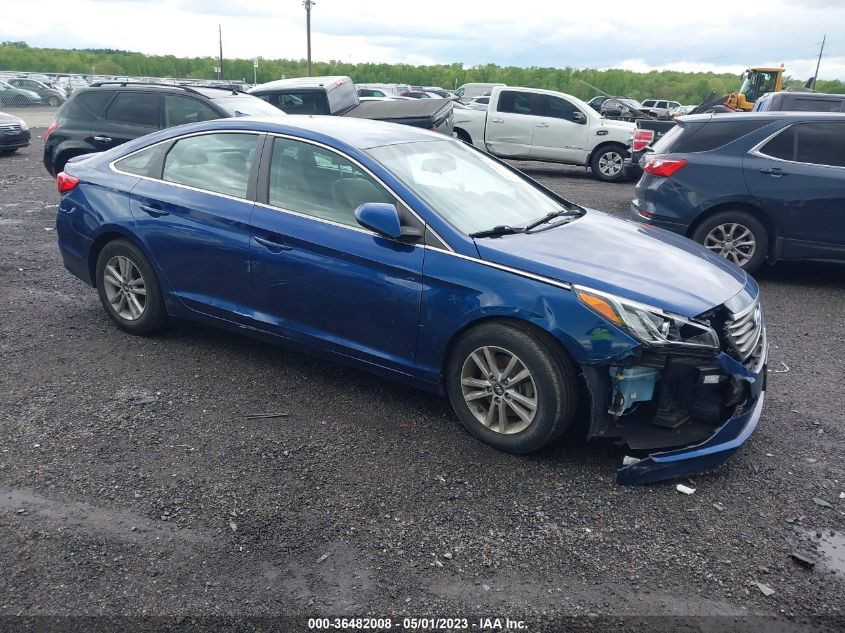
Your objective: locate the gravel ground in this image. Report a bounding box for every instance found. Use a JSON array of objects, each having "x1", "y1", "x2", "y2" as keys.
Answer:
[{"x1": 1, "y1": 132, "x2": 844, "y2": 629}]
